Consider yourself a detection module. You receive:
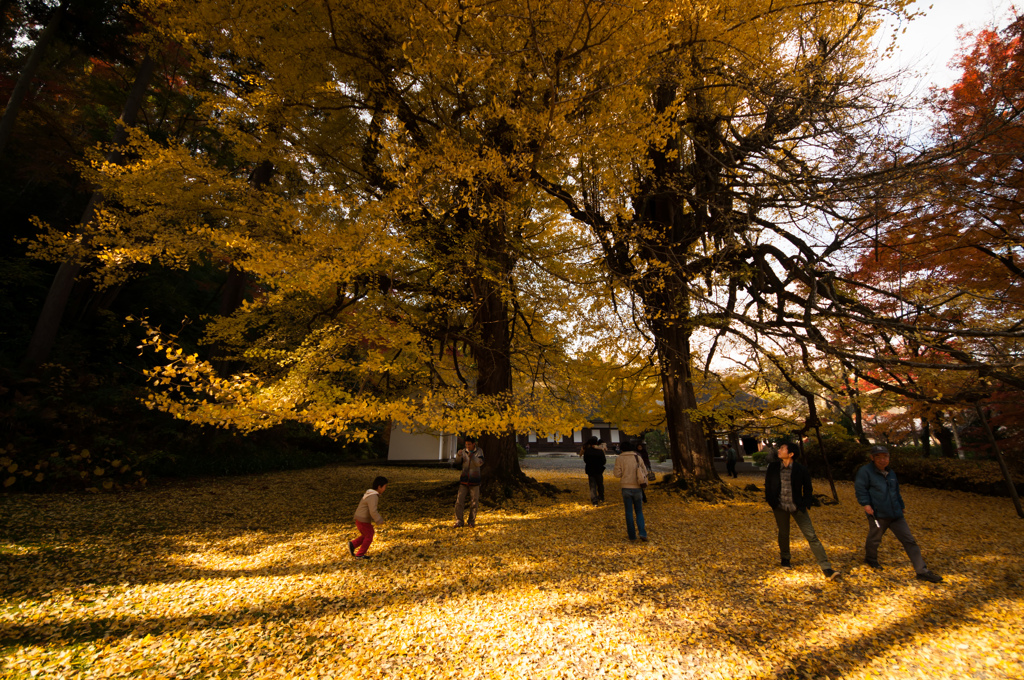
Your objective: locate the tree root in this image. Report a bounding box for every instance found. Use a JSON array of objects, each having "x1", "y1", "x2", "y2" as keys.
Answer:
[
  {"x1": 654, "y1": 474, "x2": 736, "y2": 503},
  {"x1": 480, "y1": 472, "x2": 564, "y2": 507},
  {"x1": 423, "y1": 473, "x2": 566, "y2": 510}
]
